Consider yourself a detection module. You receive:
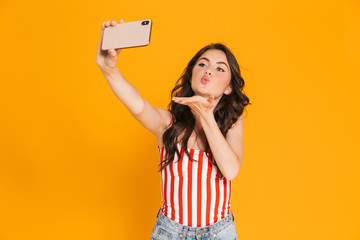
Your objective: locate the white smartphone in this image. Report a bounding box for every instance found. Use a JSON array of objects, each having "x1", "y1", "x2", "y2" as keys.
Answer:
[{"x1": 101, "y1": 19, "x2": 152, "y2": 50}]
